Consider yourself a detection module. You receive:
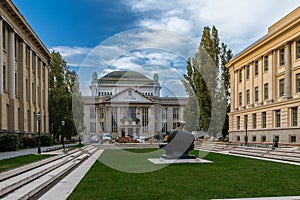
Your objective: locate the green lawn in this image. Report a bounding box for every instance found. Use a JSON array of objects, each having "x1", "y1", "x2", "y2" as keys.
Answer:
[
  {"x1": 0, "y1": 154, "x2": 52, "y2": 173},
  {"x1": 69, "y1": 149, "x2": 300, "y2": 200}
]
